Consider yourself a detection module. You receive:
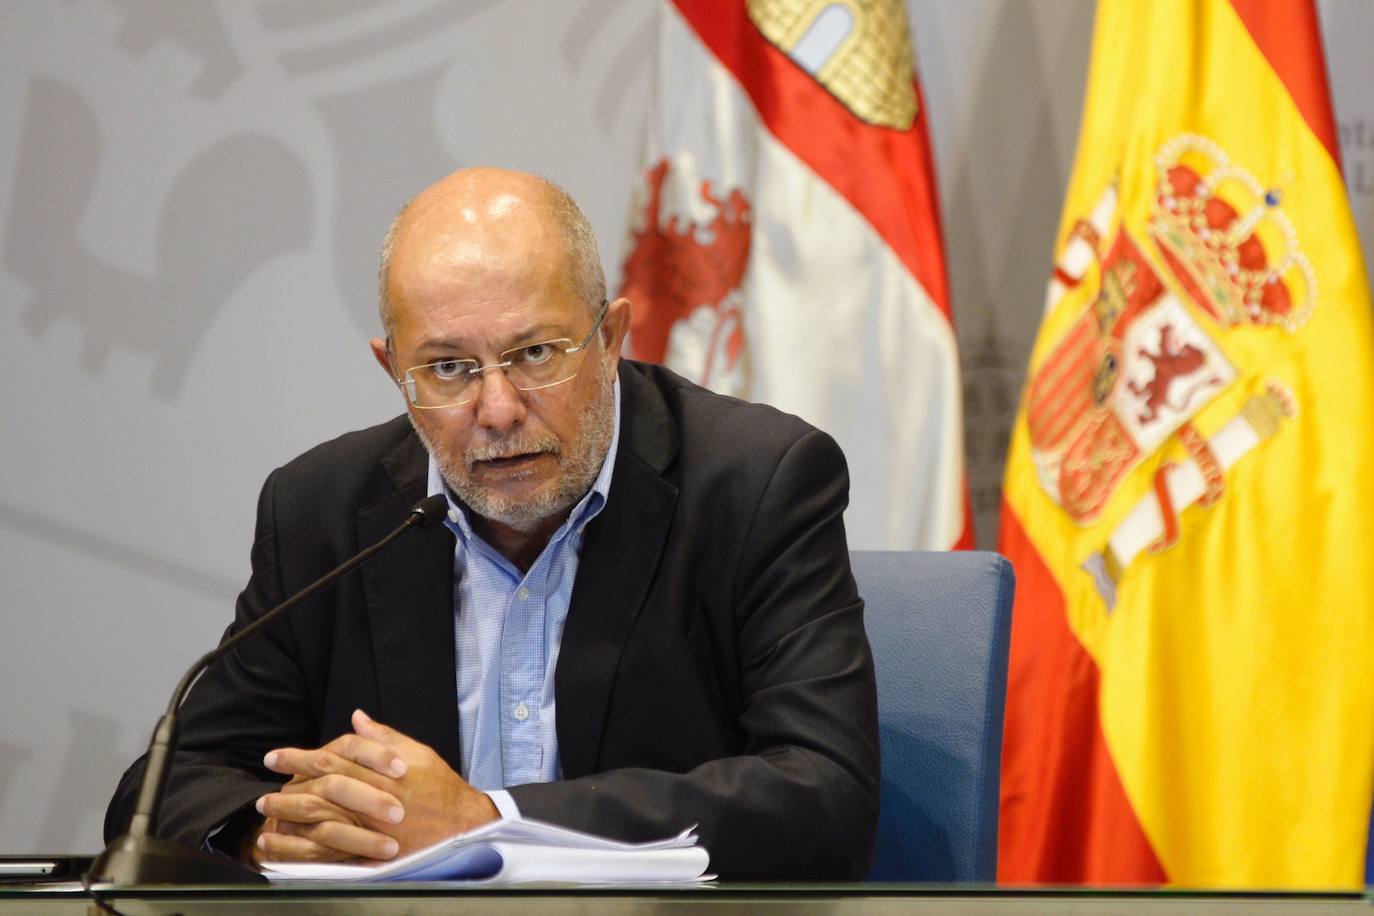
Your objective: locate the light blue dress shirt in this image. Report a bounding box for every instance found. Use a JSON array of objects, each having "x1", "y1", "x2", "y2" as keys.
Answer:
[{"x1": 425, "y1": 379, "x2": 621, "y2": 818}]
